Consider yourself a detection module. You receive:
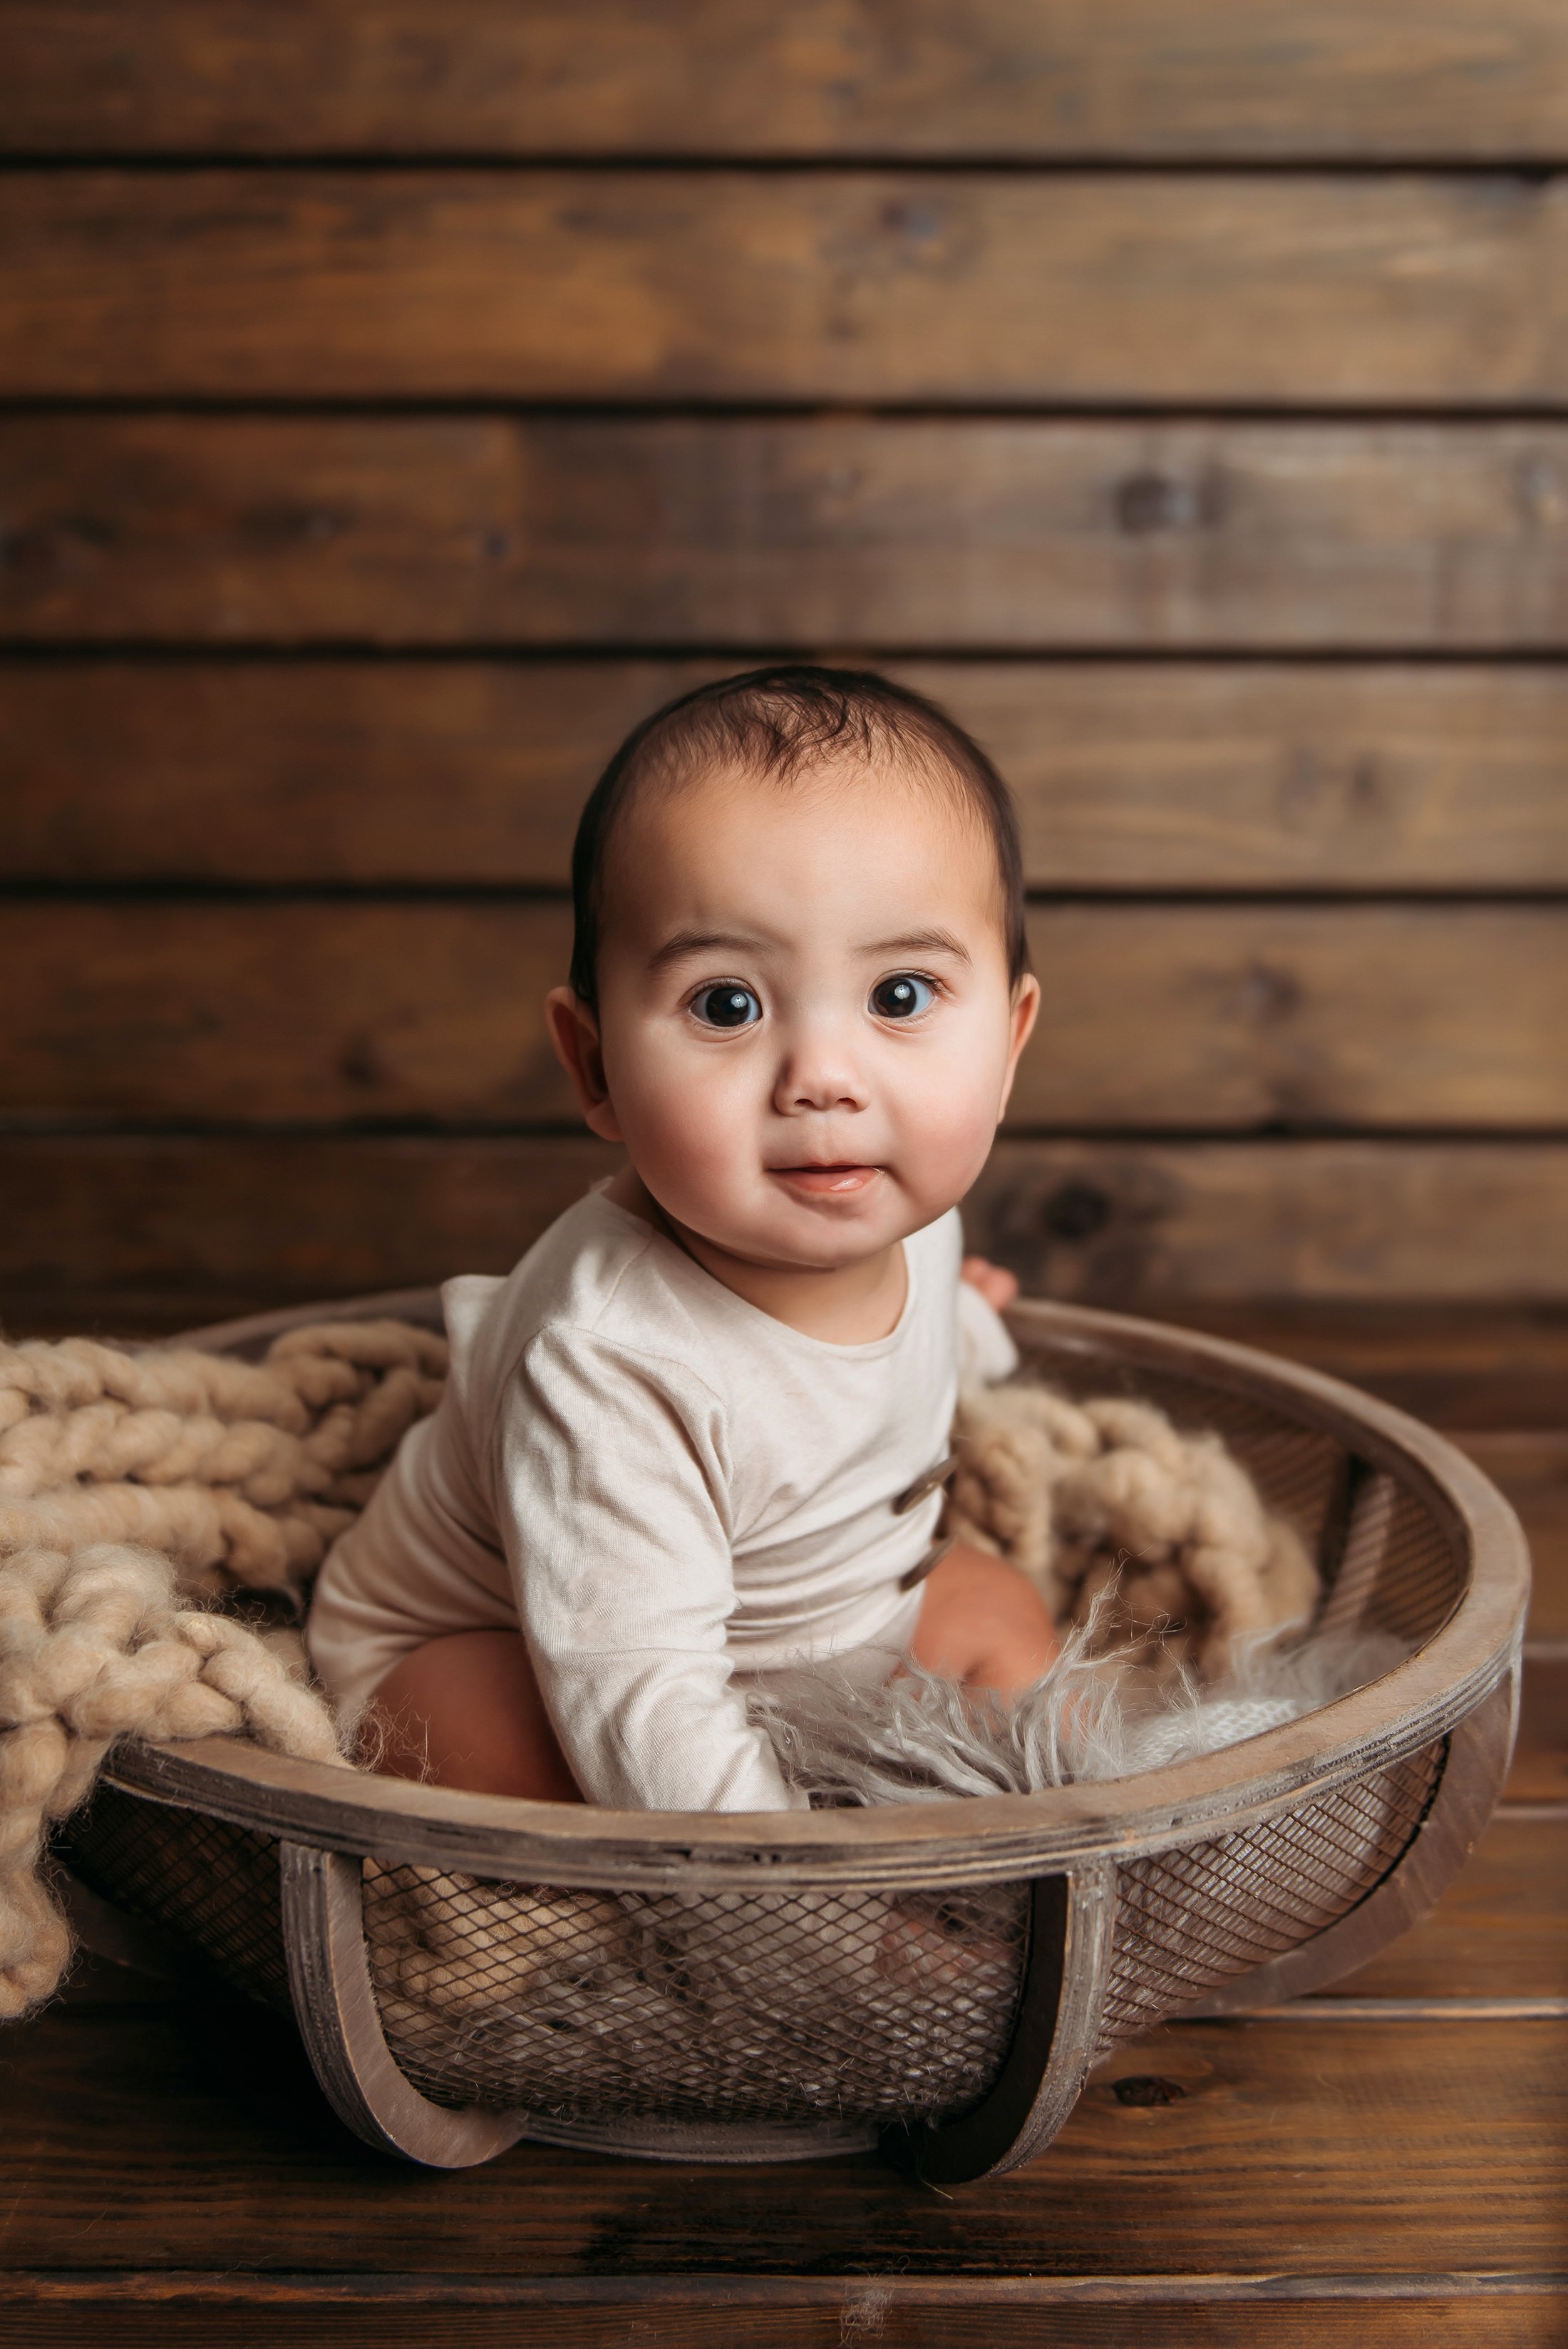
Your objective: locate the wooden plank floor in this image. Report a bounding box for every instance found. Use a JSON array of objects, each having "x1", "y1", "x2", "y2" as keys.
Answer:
[{"x1": 1, "y1": 1311, "x2": 1564, "y2": 2345}]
